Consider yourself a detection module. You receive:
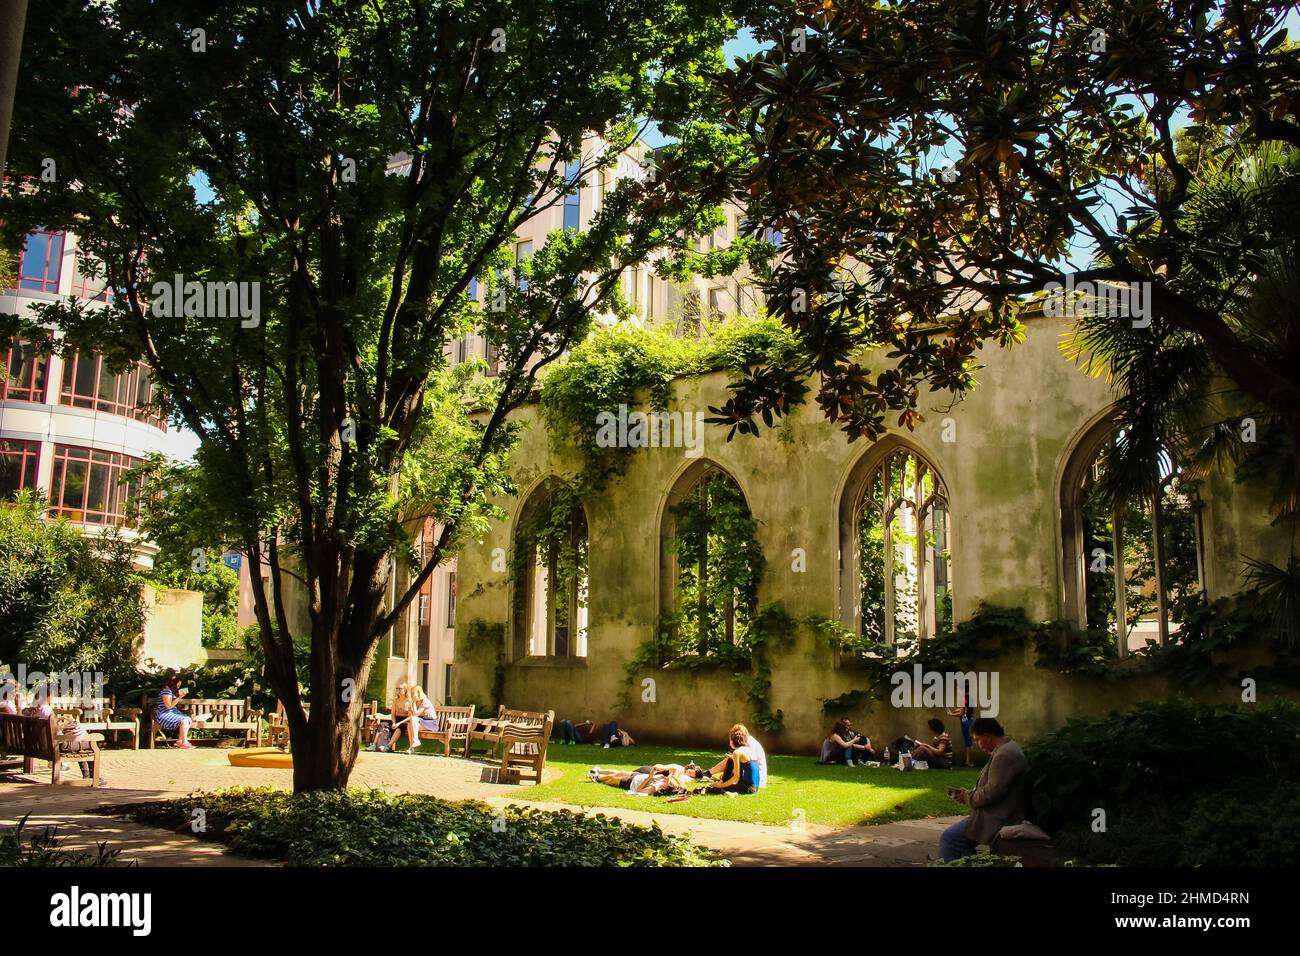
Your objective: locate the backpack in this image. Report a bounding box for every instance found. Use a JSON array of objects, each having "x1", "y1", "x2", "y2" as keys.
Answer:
[{"x1": 371, "y1": 724, "x2": 393, "y2": 751}]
